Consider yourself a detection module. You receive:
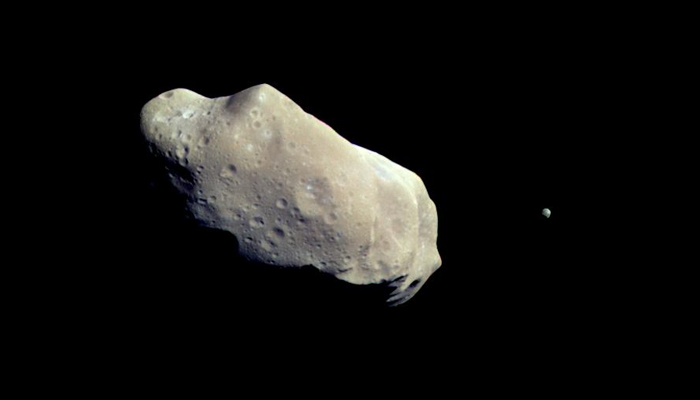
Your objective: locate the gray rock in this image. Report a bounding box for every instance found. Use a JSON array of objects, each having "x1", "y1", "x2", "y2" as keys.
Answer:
[{"x1": 140, "y1": 84, "x2": 441, "y2": 305}]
